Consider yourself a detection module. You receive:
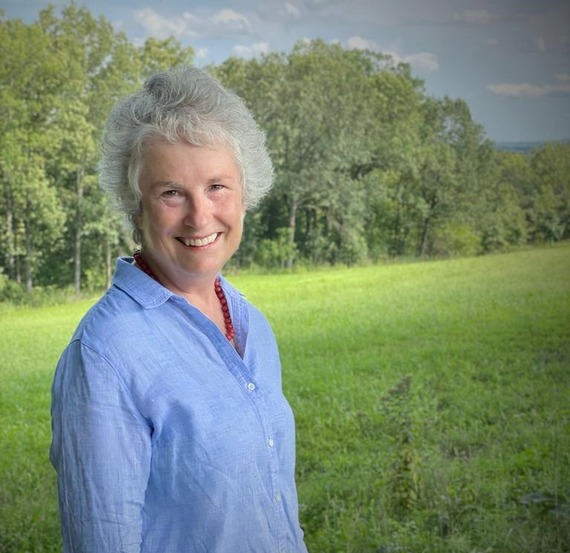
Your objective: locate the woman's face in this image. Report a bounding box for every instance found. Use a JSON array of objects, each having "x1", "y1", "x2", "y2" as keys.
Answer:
[{"x1": 135, "y1": 138, "x2": 244, "y2": 288}]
